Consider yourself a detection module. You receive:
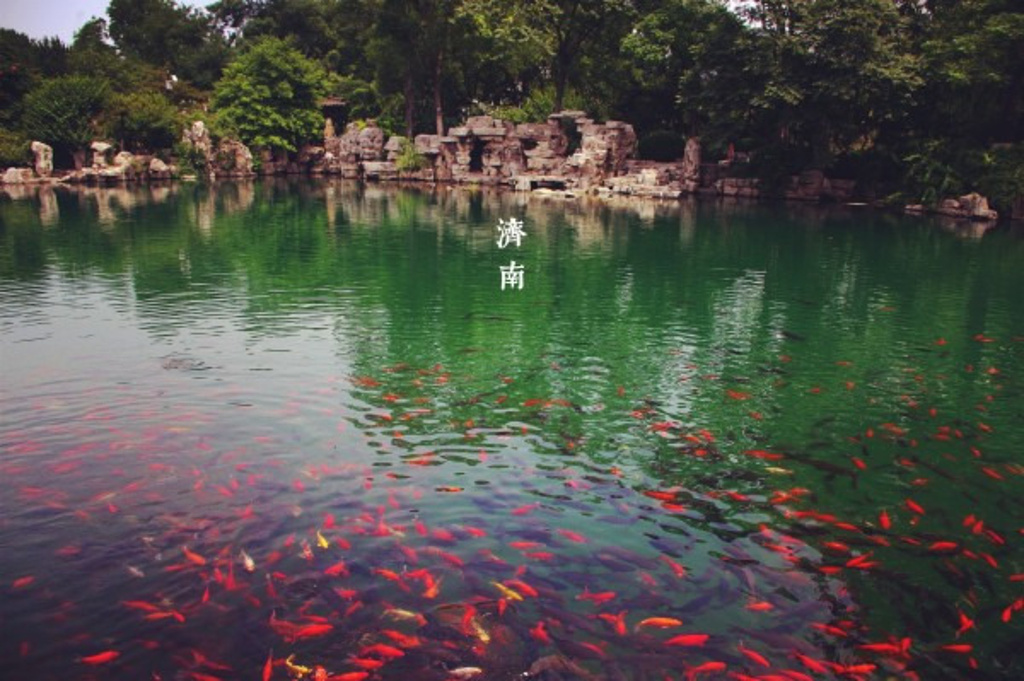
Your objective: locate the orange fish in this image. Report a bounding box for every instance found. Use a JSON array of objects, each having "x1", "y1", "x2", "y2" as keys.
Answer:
[
  {"x1": 636, "y1": 617, "x2": 683, "y2": 630},
  {"x1": 182, "y1": 546, "x2": 207, "y2": 566},
  {"x1": 597, "y1": 610, "x2": 627, "y2": 636}
]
